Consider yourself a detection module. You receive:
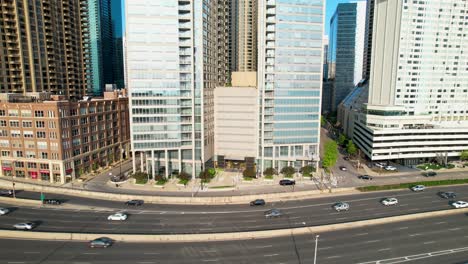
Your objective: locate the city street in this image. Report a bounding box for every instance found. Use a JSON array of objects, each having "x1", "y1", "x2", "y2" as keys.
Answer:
[
  {"x1": 1, "y1": 213, "x2": 467, "y2": 264},
  {"x1": 1, "y1": 184, "x2": 468, "y2": 234}
]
